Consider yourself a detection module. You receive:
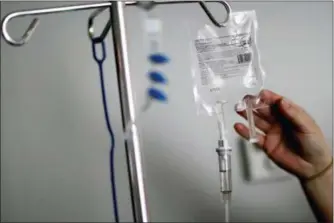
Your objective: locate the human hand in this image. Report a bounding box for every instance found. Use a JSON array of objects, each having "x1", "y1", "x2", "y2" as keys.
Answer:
[{"x1": 234, "y1": 89, "x2": 332, "y2": 180}]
